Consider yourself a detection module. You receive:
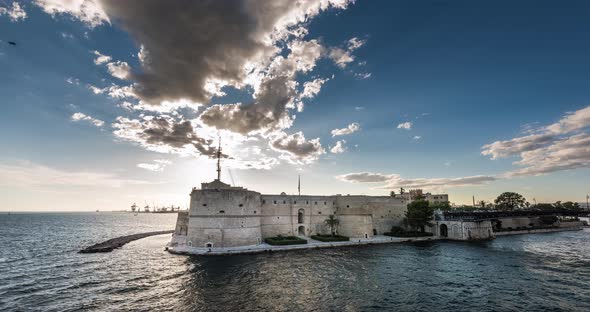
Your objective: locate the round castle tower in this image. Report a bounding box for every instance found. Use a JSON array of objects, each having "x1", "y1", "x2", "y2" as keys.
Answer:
[{"x1": 185, "y1": 179, "x2": 263, "y2": 248}]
